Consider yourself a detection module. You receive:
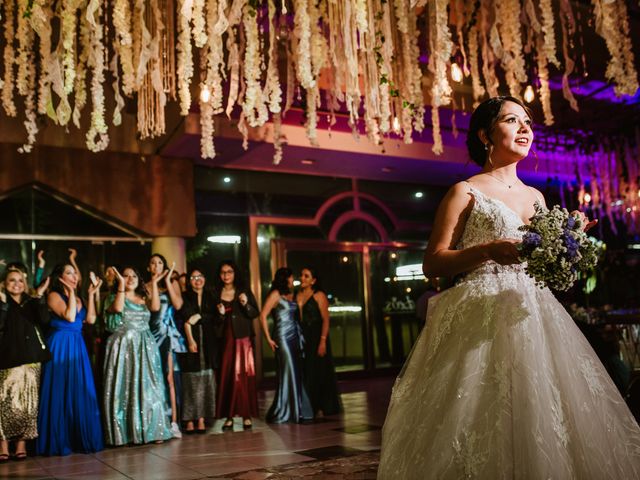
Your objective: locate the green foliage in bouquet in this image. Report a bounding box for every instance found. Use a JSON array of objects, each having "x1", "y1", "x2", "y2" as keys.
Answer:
[{"x1": 518, "y1": 203, "x2": 599, "y2": 291}]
